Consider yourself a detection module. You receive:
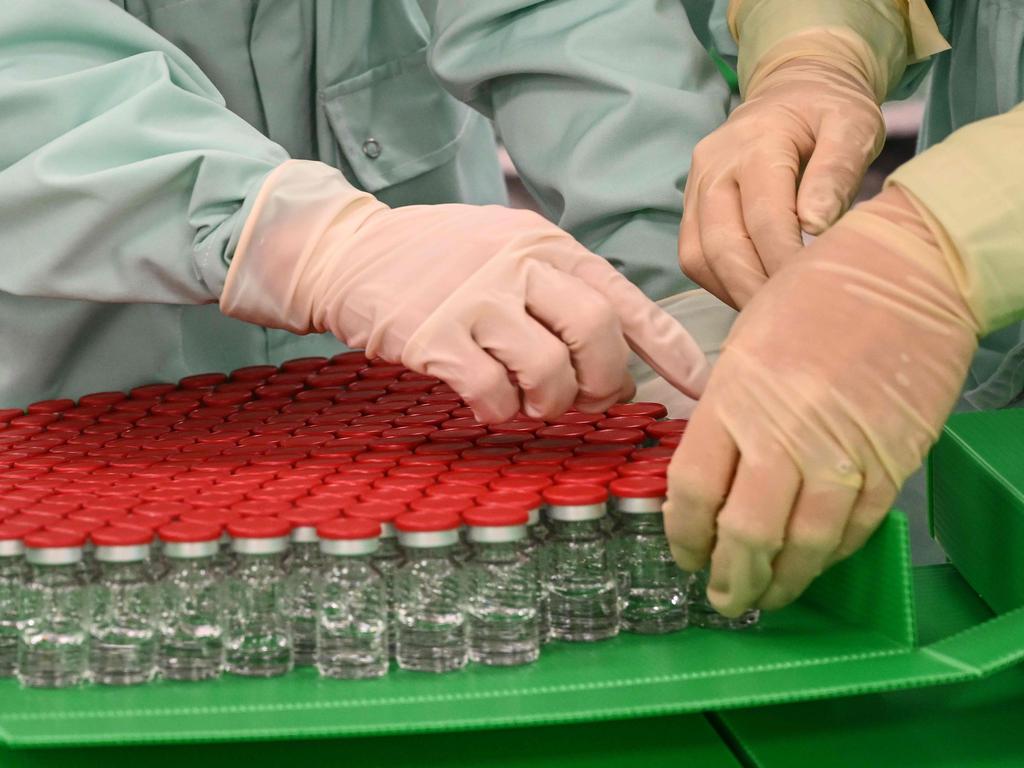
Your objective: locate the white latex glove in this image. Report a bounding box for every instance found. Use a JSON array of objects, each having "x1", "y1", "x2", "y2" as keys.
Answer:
[
  {"x1": 679, "y1": 57, "x2": 885, "y2": 309},
  {"x1": 221, "y1": 160, "x2": 709, "y2": 422},
  {"x1": 665, "y1": 186, "x2": 979, "y2": 616},
  {"x1": 679, "y1": 0, "x2": 949, "y2": 309}
]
